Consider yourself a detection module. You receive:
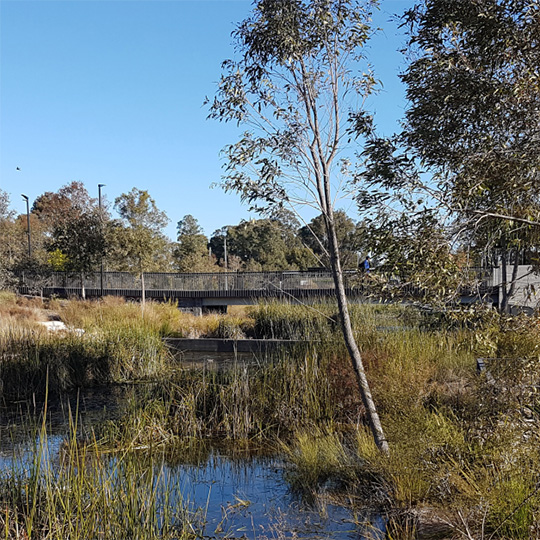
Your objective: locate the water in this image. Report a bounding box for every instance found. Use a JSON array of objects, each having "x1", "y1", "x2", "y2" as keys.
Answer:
[{"x1": 0, "y1": 387, "x2": 385, "y2": 539}]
